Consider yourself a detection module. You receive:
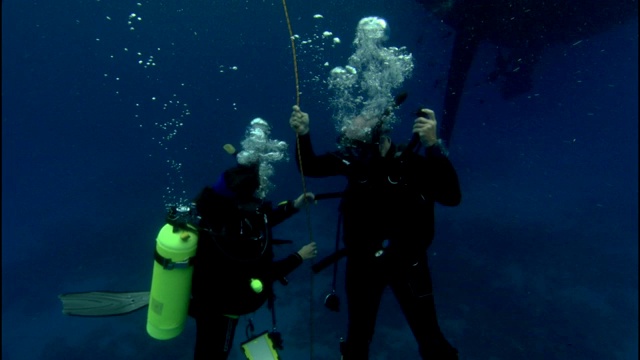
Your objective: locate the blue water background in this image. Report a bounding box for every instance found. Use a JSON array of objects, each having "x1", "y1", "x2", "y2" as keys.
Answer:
[{"x1": 2, "y1": 1, "x2": 637, "y2": 359}]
